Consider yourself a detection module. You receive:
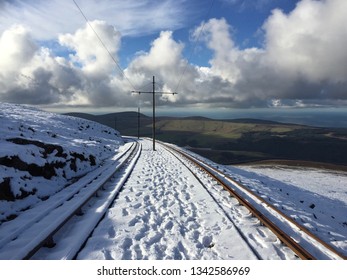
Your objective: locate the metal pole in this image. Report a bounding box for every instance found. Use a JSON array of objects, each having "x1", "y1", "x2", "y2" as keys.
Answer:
[
  {"x1": 131, "y1": 75, "x2": 176, "y2": 151},
  {"x1": 152, "y1": 75, "x2": 156, "y2": 151},
  {"x1": 137, "y1": 106, "x2": 140, "y2": 139}
]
